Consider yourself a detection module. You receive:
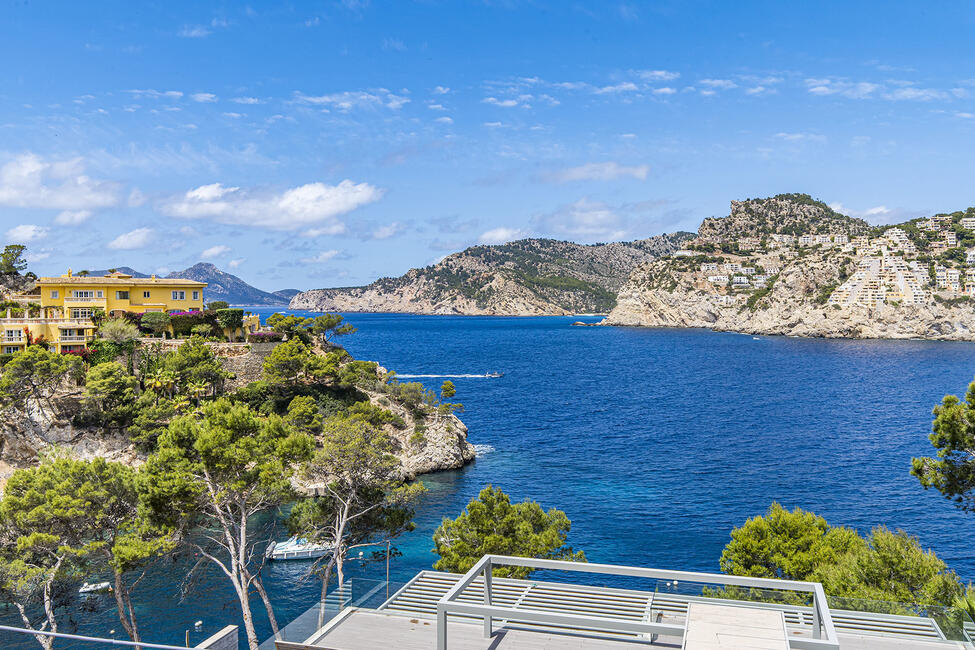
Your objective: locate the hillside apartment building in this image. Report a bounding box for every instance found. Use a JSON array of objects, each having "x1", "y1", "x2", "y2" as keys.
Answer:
[{"x1": 2, "y1": 269, "x2": 212, "y2": 354}]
